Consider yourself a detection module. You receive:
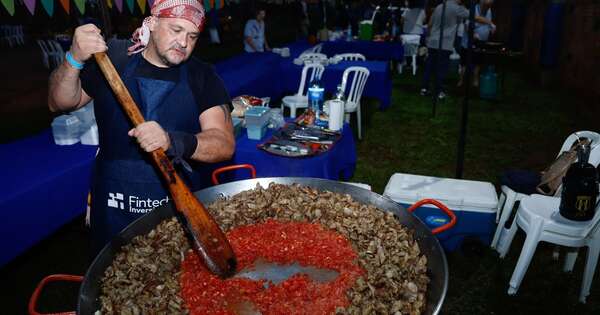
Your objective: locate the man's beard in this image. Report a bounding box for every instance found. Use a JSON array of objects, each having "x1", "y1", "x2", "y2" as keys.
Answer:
[{"x1": 158, "y1": 44, "x2": 187, "y2": 67}]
